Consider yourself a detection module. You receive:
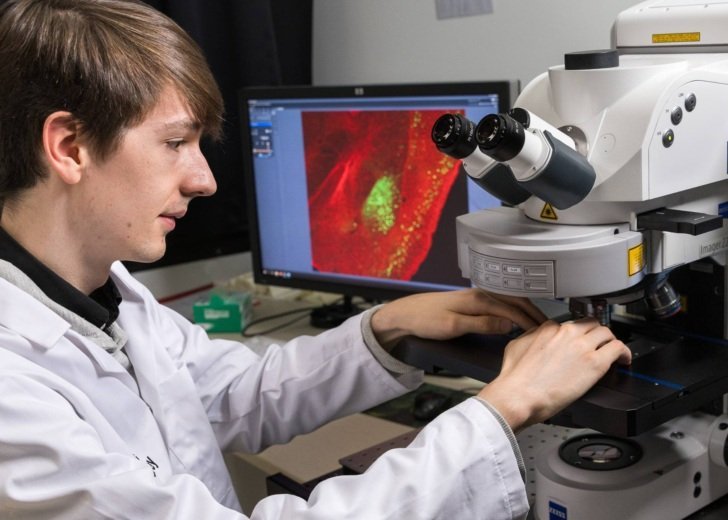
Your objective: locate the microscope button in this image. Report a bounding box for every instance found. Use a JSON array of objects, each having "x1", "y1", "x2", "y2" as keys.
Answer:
[
  {"x1": 670, "y1": 106, "x2": 683, "y2": 125},
  {"x1": 503, "y1": 278, "x2": 524, "y2": 289},
  {"x1": 484, "y1": 274, "x2": 501, "y2": 287},
  {"x1": 685, "y1": 93, "x2": 697, "y2": 112},
  {"x1": 503, "y1": 264, "x2": 522, "y2": 275},
  {"x1": 485, "y1": 262, "x2": 501, "y2": 272},
  {"x1": 525, "y1": 280, "x2": 548, "y2": 290},
  {"x1": 662, "y1": 129, "x2": 675, "y2": 148},
  {"x1": 525, "y1": 266, "x2": 548, "y2": 276}
]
